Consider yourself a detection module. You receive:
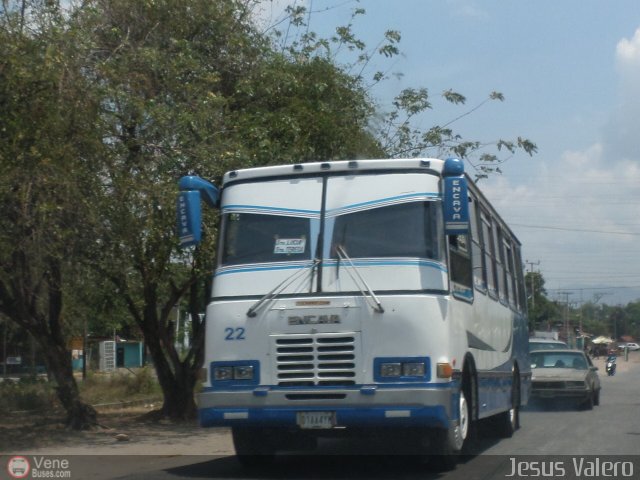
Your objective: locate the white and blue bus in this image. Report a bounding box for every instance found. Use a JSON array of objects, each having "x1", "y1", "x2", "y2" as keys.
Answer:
[{"x1": 177, "y1": 158, "x2": 530, "y2": 468}]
